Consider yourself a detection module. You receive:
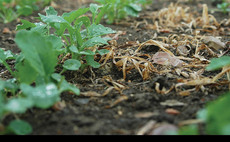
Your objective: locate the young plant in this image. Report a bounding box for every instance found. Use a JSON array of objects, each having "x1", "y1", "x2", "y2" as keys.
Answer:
[
  {"x1": 0, "y1": 0, "x2": 52, "y2": 23},
  {"x1": 95, "y1": 0, "x2": 151, "y2": 24},
  {"x1": 177, "y1": 92, "x2": 230, "y2": 135},
  {"x1": 0, "y1": 0, "x2": 17, "y2": 23},
  {"x1": 0, "y1": 30, "x2": 80, "y2": 135},
  {"x1": 217, "y1": 1, "x2": 230, "y2": 14},
  {"x1": 17, "y1": 5, "x2": 116, "y2": 72}
]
